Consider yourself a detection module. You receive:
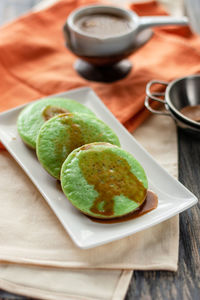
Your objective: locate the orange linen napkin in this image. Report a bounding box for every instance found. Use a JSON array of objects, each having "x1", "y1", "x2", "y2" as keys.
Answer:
[{"x1": 0, "y1": 0, "x2": 200, "y2": 138}]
